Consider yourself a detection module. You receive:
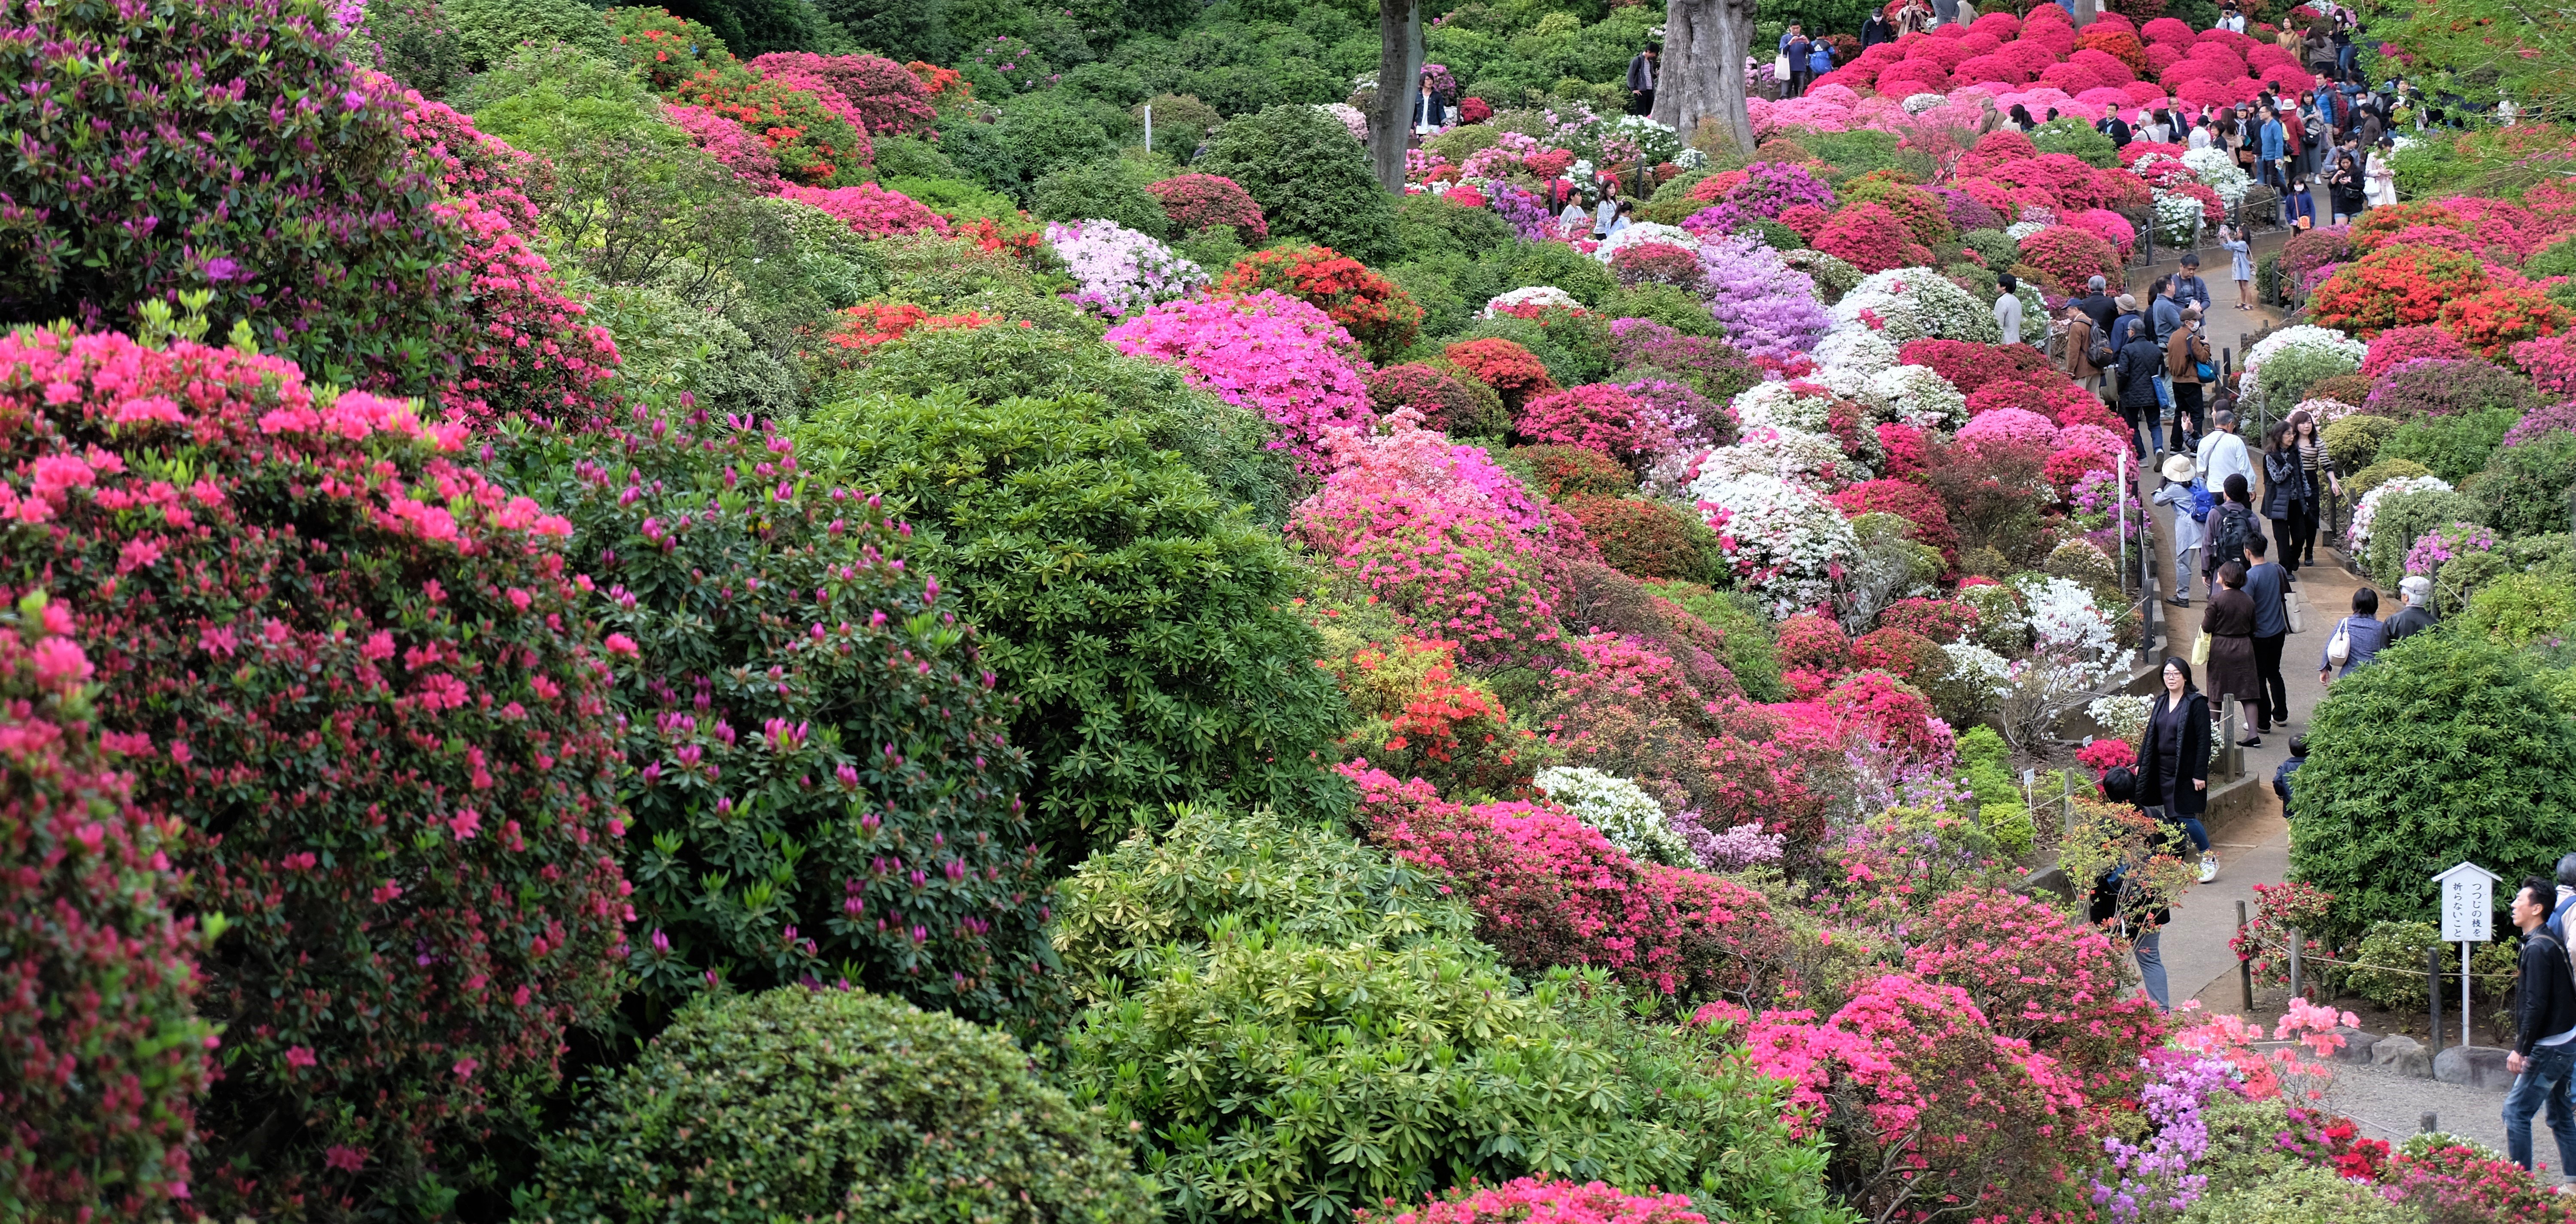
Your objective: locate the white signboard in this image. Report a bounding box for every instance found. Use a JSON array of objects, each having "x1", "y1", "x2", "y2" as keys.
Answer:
[{"x1": 2434, "y1": 861, "x2": 2500, "y2": 943}]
